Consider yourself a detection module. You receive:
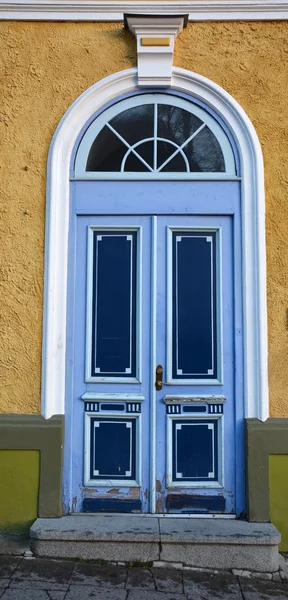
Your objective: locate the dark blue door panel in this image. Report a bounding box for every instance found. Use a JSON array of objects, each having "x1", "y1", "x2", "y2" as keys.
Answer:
[
  {"x1": 91, "y1": 231, "x2": 137, "y2": 377},
  {"x1": 172, "y1": 232, "x2": 217, "y2": 380},
  {"x1": 172, "y1": 419, "x2": 218, "y2": 481},
  {"x1": 90, "y1": 418, "x2": 136, "y2": 480}
]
